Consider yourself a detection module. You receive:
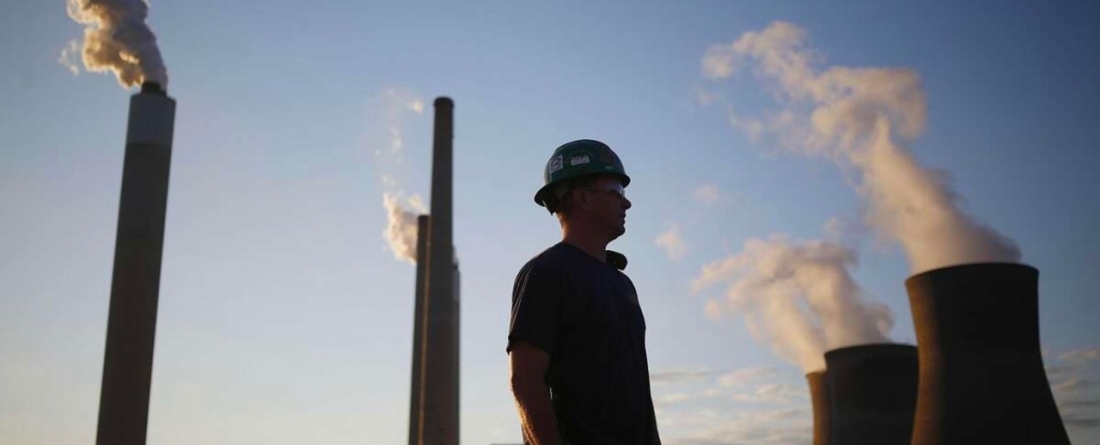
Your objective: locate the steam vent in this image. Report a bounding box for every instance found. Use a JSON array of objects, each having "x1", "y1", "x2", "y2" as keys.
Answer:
[
  {"x1": 824, "y1": 344, "x2": 918, "y2": 445},
  {"x1": 906, "y1": 263, "x2": 1070, "y2": 445}
]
